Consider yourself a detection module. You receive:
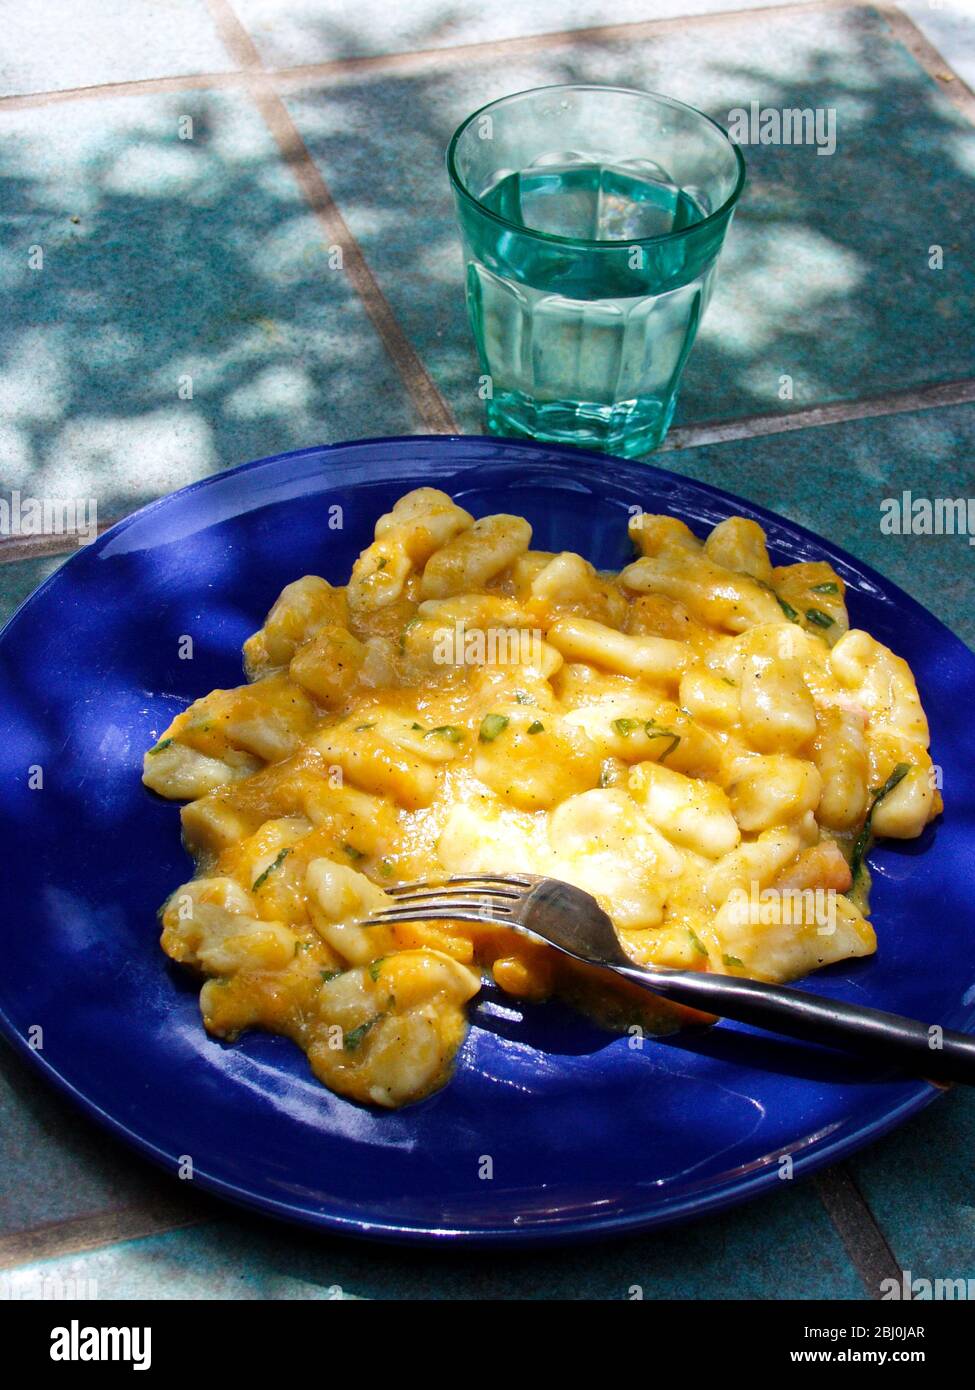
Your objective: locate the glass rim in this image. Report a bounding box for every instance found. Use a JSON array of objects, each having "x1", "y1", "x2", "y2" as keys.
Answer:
[{"x1": 446, "y1": 83, "x2": 747, "y2": 250}]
